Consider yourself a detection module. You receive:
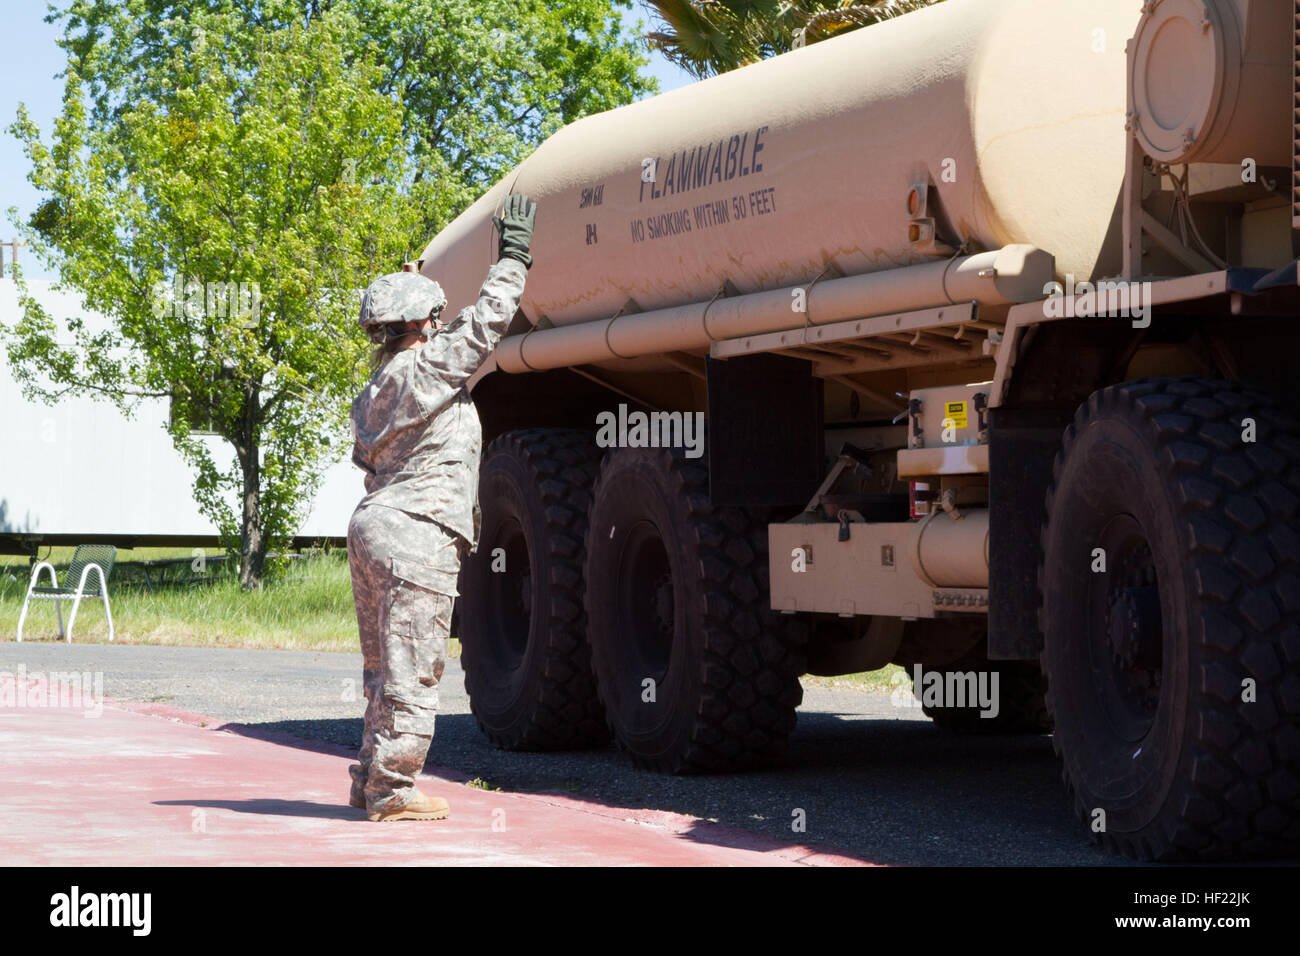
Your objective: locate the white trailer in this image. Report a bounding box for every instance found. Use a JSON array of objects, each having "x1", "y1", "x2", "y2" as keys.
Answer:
[{"x1": 0, "y1": 279, "x2": 361, "y2": 554}]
